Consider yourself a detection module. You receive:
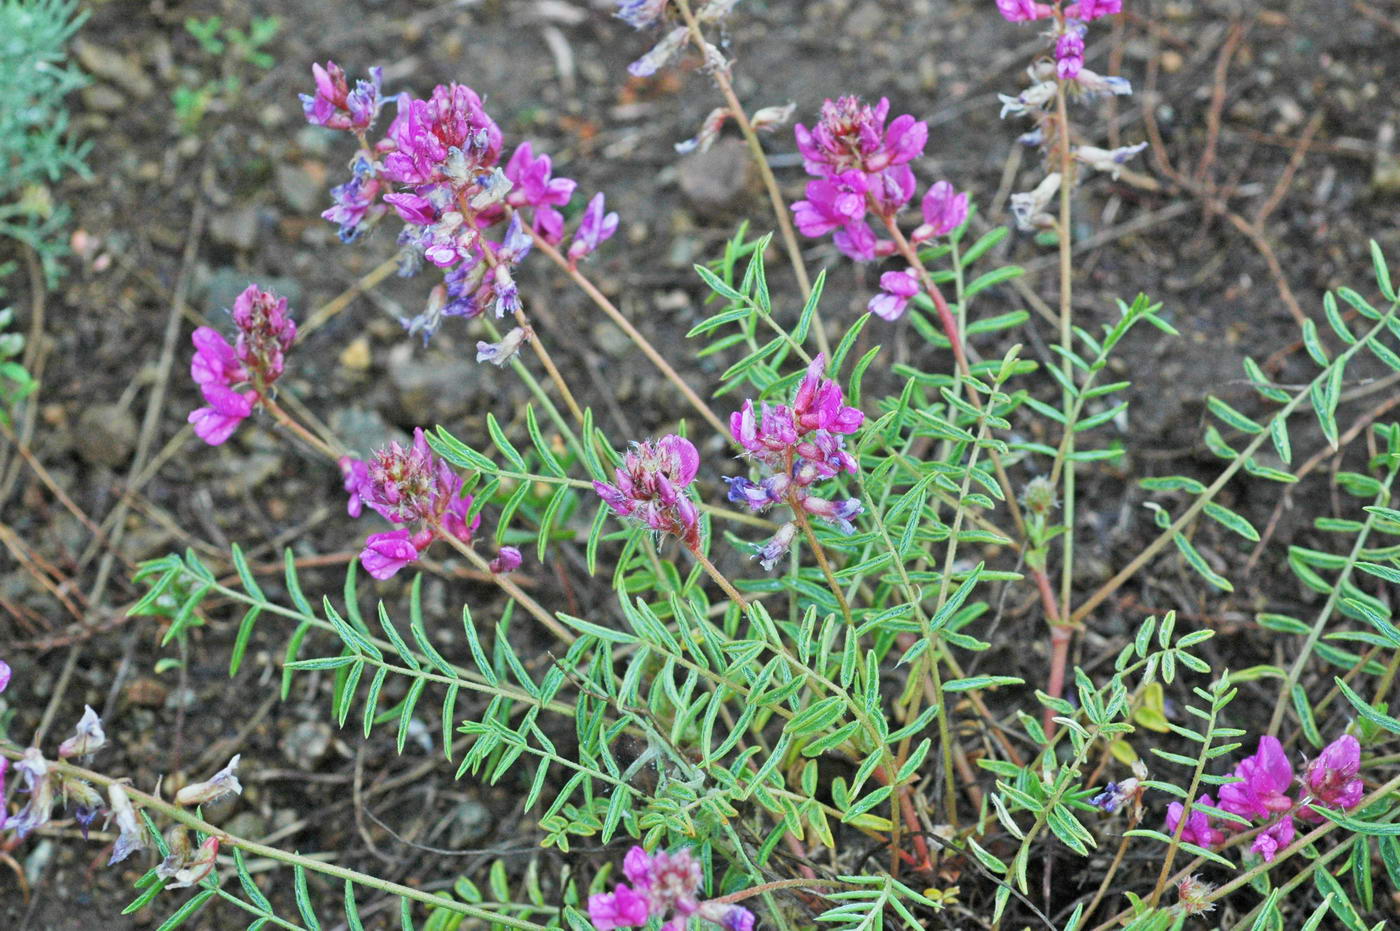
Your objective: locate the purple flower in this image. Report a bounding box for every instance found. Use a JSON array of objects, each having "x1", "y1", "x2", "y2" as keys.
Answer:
[
  {"x1": 794, "y1": 96, "x2": 927, "y2": 180},
  {"x1": 1164, "y1": 793, "x2": 1224, "y2": 848},
  {"x1": 489, "y1": 546, "x2": 523, "y2": 574},
  {"x1": 64, "y1": 780, "x2": 104, "y2": 841},
  {"x1": 0, "y1": 657, "x2": 11, "y2": 692},
  {"x1": 911, "y1": 181, "x2": 969, "y2": 242},
  {"x1": 1075, "y1": 142, "x2": 1148, "y2": 179},
  {"x1": 361, "y1": 529, "x2": 426, "y2": 581},
  {"x1": 188, "y1": 381, "x2": 255, "y2": 446},
  {"x1": 832, "y1": 220, "x2": 883, "y2": 262},
  {"x1": 567, "y1": 193, "x2": 619, "y2": 268},
  {"x1": 1218, "y1": 736, "x2": 1295, "y2": 822},
  {"x1": 868, "y1": 164, "x2": 917, "y2": 218},
  {"x1": 58, "y1": 705, "x2": 106, "y2": 759},
  {"x1": 476, "y1": 326, "x2": 529, "y2": 366},
  {"x1": 1252, "y1": 815, "x2": 1295, "y2": 862},
  {"x1": 614, "y1": 0, "x2": 668, "y2": 30},
  {"x1": 594, "y1": 435, "x2": 702, "y2": 550},
  {"x1": 994, "y1": 0, "x2": 1055, "y2": 22},
  {"x1": 340, "y1": 456, "x2": 372, "y2": 518},
  {"x1": 1056, "y1": 27, "x2": 1086, "y2": 81},
  {"x1": 868, "y1": 268, "x2": 920, "y2": 321},
  {"x1": 231, "y1": 285, "x2": 298, "y2": 383},
  {"x1": 801, "y1": 495, "x2": 863, "y2": 534},
  {"x1": 323, "y1": 157, "x2": 385, "y2": 242},
  {"x1": 301, "y1": 61, "x2": 384, "y2": 132},
  {"x1": 755, "y1": 522, "x2": 798, "y2": 570},
  {"x1": 1299, "y1": 734, "x2": 1364, "y2": 820},
  {"x1": 793, "y1": 354, "x2": 865, "y2": 435},
  {"x1": 3, "y1": 749, "x2": 55, "y2": 839},
  {"x1": 381, "y1": 85, "x2": 503, "y2": 186},
  {"x1": 505, "y1": 142, "x2": 576, "y2": 244},
  {"x1": 792, "y1": 172, "x2": 869, "y2": 238},
  {"x1": 1065, "y1": 0, "x2": 1122, "y2": 20},
  {"x1": 589, "y1": 882, "x2": 652, "y2": 930}
]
